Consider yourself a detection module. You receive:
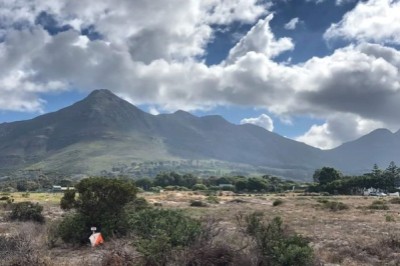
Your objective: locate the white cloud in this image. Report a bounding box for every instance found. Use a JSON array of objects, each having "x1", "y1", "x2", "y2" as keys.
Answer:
[
  {"x1": 2, "y1": 0, "x2": 400, "y2": 149},
  {"x1": 325, "y1": 0, "x2": 400, "y2": 44},
  {"x1": 284, "y1": 17, "x2": 300, "y2": 30},
  {"x1": 226, "y1": 14, "x2": 294, "y2": 62},
  {"x1": 240, "y1": 114, "x2": 274, "y2": 131},
  {"x1": 296, "y1": 114, "x2": 386, "y2": 149}
]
